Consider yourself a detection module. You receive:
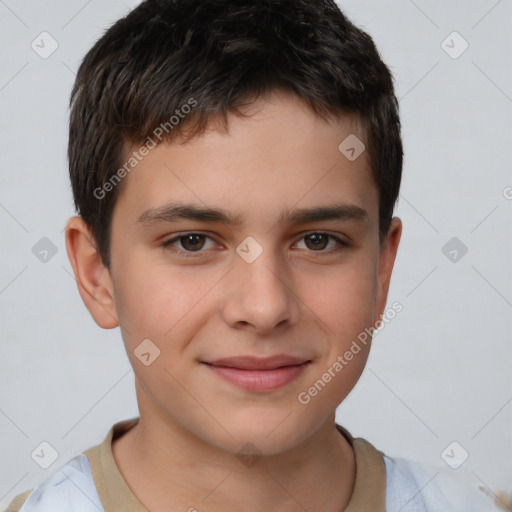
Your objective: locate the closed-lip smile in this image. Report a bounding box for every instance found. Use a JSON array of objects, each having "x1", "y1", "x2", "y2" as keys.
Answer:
[{"x1": 201, "y1": 355, "x2": 312, "y2": 392}]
